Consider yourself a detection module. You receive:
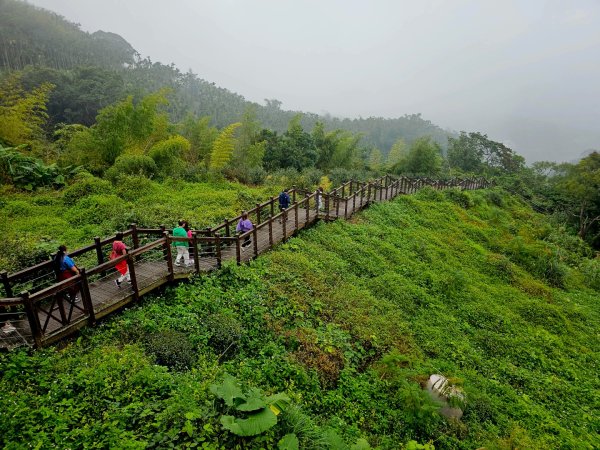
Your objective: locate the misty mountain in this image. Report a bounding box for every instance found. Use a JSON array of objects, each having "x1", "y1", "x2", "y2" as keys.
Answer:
[{"x1": 0, "y1": 0, "x2": 452, "y2": 154}]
